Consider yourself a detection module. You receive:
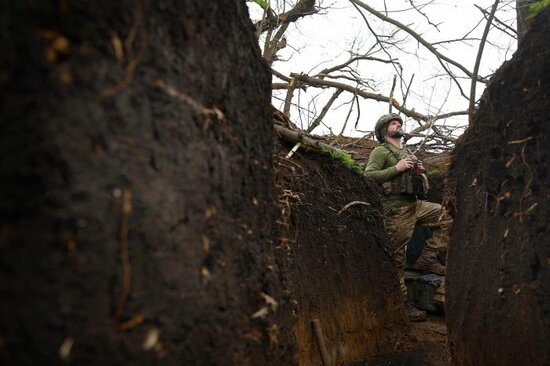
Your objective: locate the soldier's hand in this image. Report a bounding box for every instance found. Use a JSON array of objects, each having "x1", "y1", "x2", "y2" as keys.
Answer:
[{"x1": 396, "y1": 156, "x2": 413, "y2": 172}]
